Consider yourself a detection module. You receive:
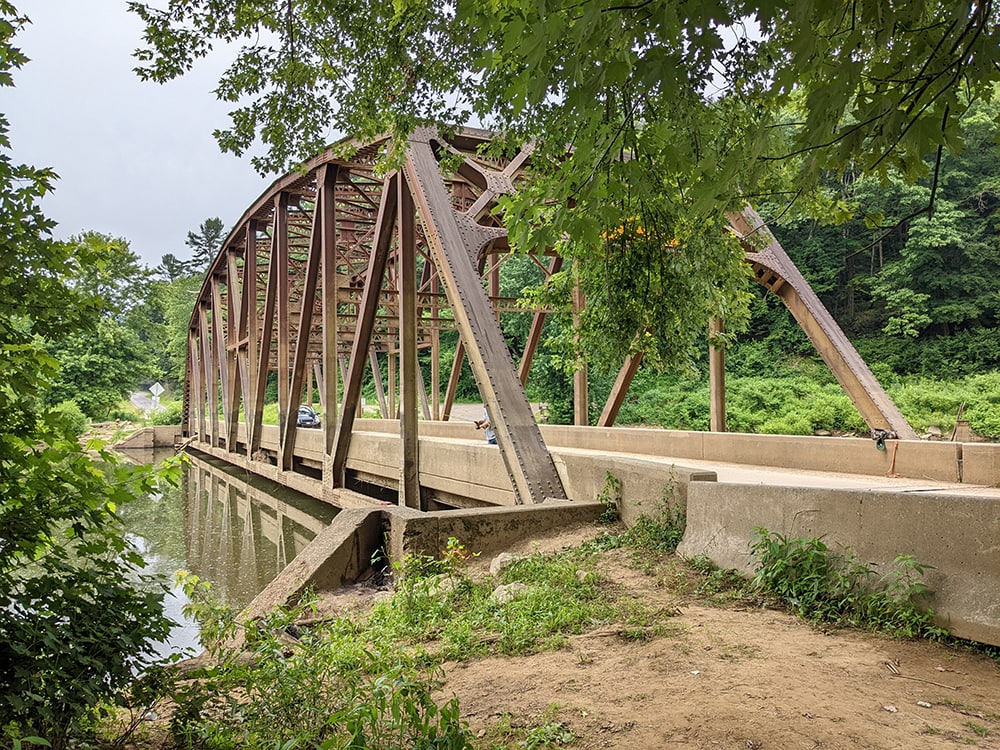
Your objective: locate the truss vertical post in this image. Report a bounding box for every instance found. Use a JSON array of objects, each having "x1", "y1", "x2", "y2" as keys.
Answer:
[
  {"x1": 431, "y1": 274, "x2": 441, "y2": 418},
  {"x1": 211, "y1": 276, "x2": 231, "y2": 445},
  {"x1": 199, "y1": 303, "x2": 217, "y2": 447},
  {"x1": 188, "y1": 330, "x2": 205, "y2": 440},
  {"x1": 282, "y1": 169, "x2": 330, "y2": 470},
  {"x1": 572, "y1": 272, "x2": 588, "y2": 426},
  {"x1": 387, "y1": 351, "x2": 396, "y2": 419},
  {"x1": 227, "y1": 244, "x2": 249, "y2": 452},
  {"x1": 275, "y1": 193, "x2": 291, "y2": 451},
  {"x1": 249, "y1": 194, "x2": 286, "y2": 456},
  {"x1": 320, "y1": 166, "x2": 340, "y2": 457},
  {"x1": 709, "y1": 318, "x2": 727, "y2": 432},
  {"x1": 244, "y1": 221, "x2": 259, "y2": 457},
  {"x1": 398, "y1": 173, "x2": 421, "y2": 508}
]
